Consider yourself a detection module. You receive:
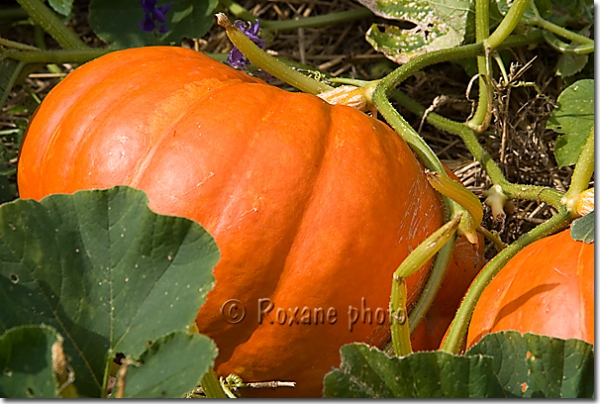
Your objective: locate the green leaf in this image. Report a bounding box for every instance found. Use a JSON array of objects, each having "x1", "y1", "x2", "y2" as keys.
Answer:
[
  {"x1": 466, "y1": 332, "x2": 594, "y2": 398},
  {"x1": 0, "y1": 325, "x2": 61, "y2": 398},
  {"x1": 357, "y1": 0, "x2": 470, "y2": 63},
  {"x1": 113, "y1": 332, "x2": 216, "y2": 398},
  {"x1": 325, "y1": 332, "x2": 594, "y2": 398},
  {"x1": 88, "y1": 0, "x2": 218, "y2": 48},
  {"x1": 48, "y1": 0, "x2": 74, "y2": 16},
  {"x1": 556, "y1": 53, "x2": 589, "y2": 78},
  {"x1": 546, "y1": 79, "x2": 593, "y2": 167},
  {"x1": 323, "y1": 343, "x2": 505, "y2": 398},
  {"x1": 0, "y1": 186, "x2": 219, "y2": 397},
  {"x1": 570, "y1": 211, "x2": 594, "y2": 243},
  {"x1": 0, "y1": 58, "x2": 24, "y2": 111}
]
